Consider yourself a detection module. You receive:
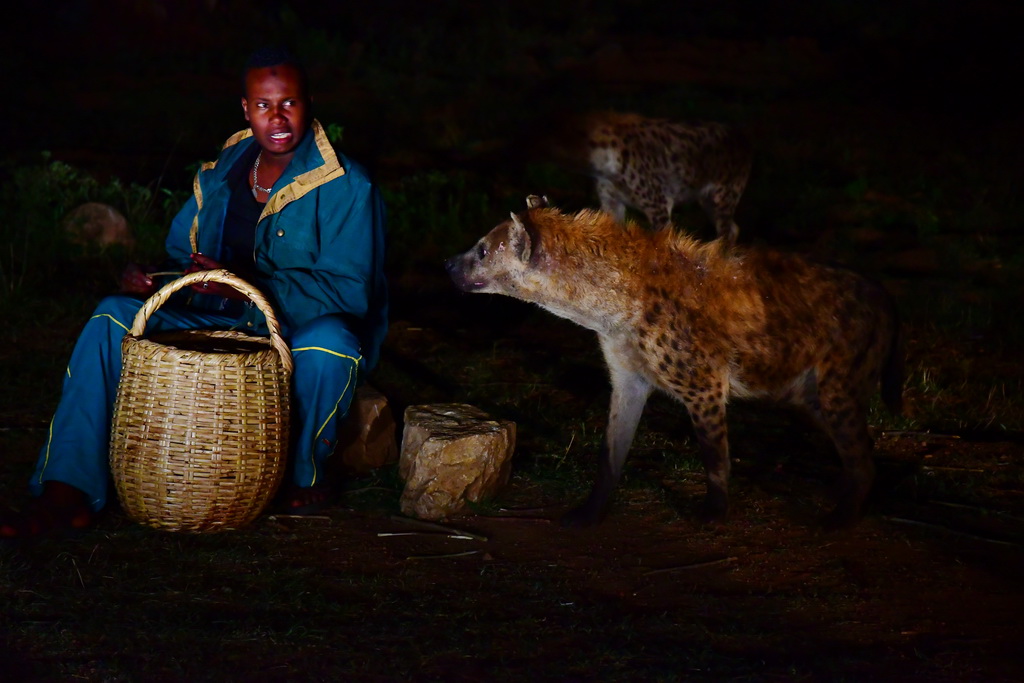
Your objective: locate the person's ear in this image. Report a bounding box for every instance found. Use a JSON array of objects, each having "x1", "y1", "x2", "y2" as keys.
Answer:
[{"x1": 241, "y1": 97, "x2": 250, "y2": 122}]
